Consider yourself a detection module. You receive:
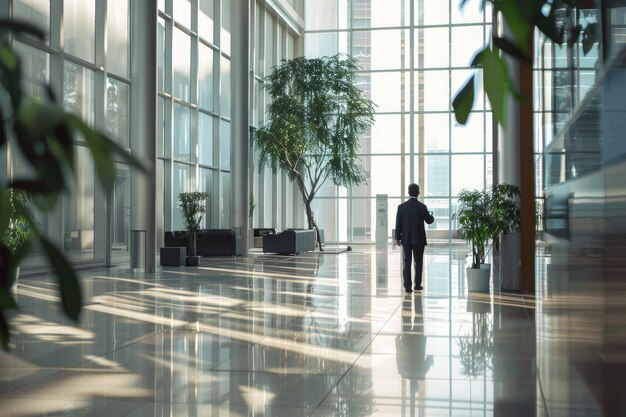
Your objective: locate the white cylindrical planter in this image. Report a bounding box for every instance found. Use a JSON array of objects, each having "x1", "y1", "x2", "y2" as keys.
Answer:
[{"x1": 468, "y1": 264, "x2": 491, "y2": 292}]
